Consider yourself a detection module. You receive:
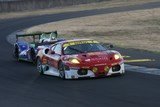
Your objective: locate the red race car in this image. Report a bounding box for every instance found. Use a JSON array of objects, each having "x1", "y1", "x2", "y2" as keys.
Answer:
[{"x1": 36, "y1": 39, "x2": 125, "y2": 79}]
